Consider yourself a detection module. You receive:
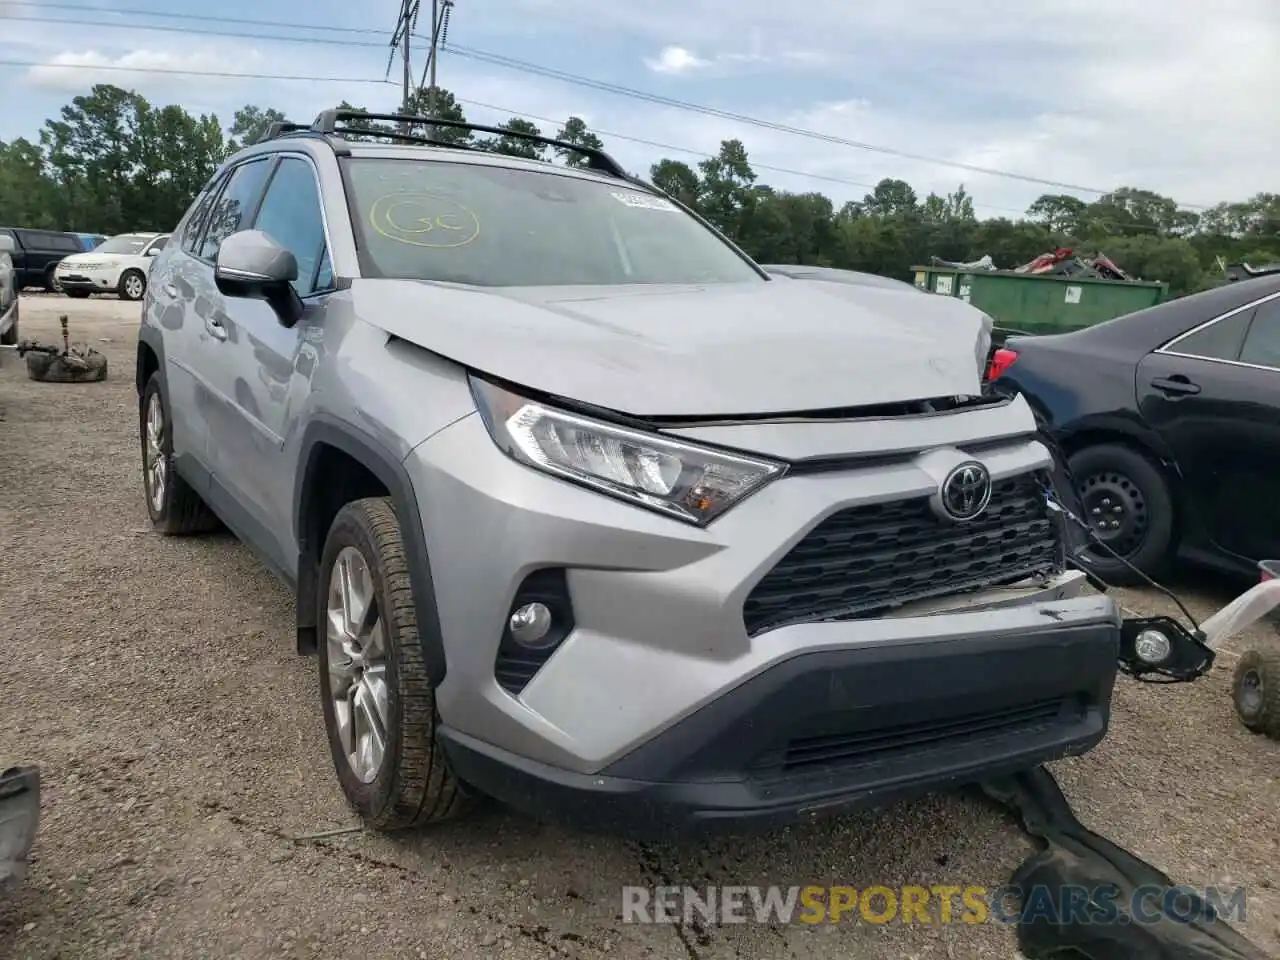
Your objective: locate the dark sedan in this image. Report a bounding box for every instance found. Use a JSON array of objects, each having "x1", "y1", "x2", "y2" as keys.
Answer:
[{"x1": 988, "y1": 274, "x2": 1280, "y2": 585}]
